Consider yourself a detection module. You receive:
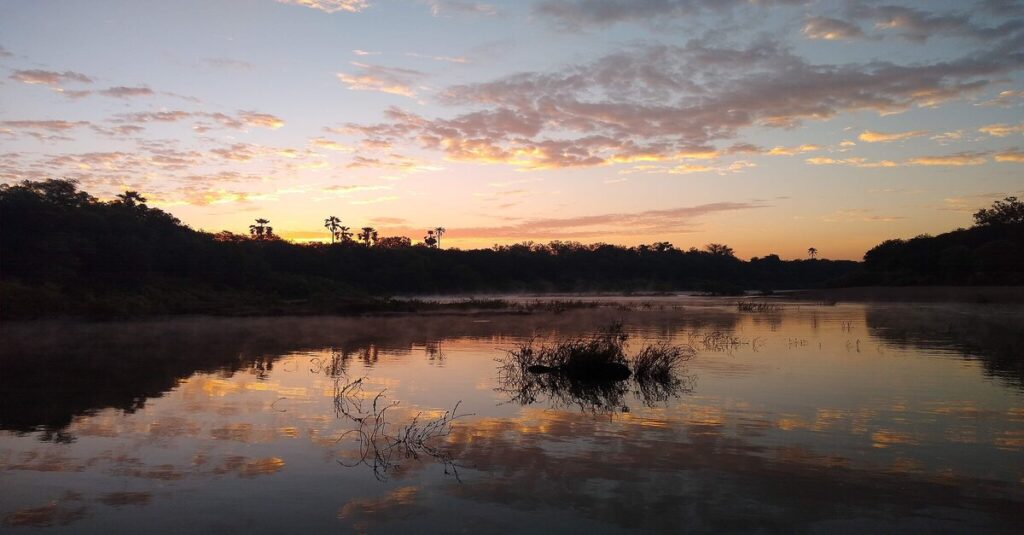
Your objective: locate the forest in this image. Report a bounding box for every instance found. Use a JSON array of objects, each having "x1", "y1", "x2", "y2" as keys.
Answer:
[{"x1": 3, "y1": 179, "x2": 1021, "y2": 319}]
